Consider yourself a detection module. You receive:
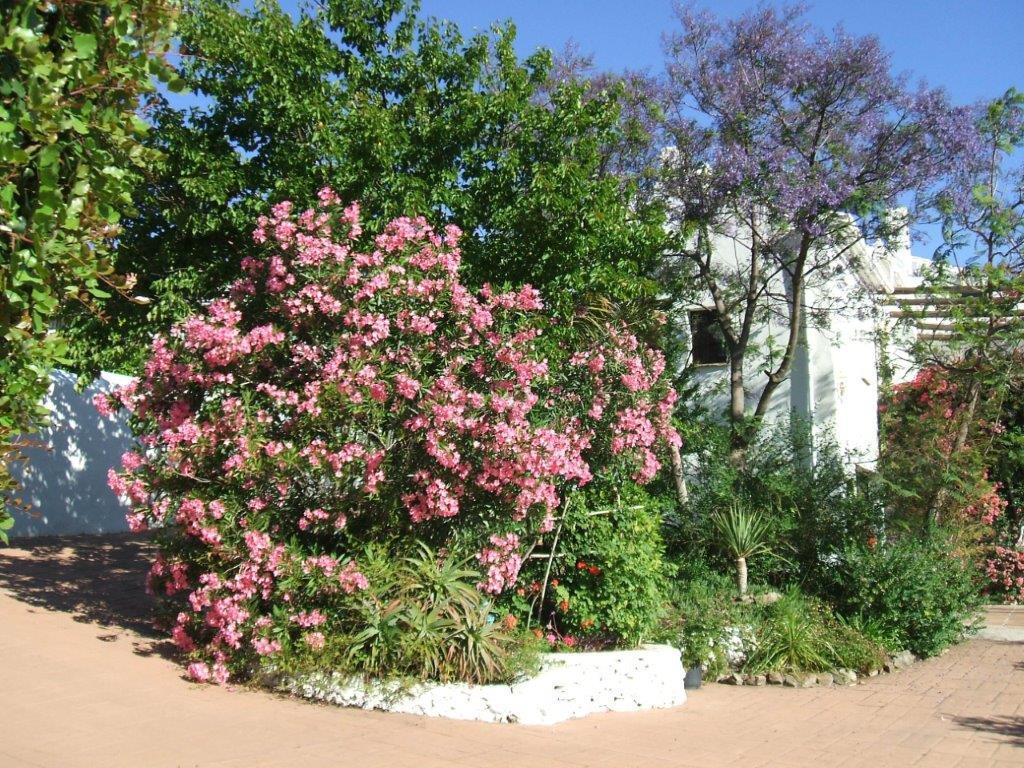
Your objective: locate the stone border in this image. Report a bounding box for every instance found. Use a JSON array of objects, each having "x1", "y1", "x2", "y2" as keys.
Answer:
[
  {"x1": 278, "y1": 644, "x2": 686, "y2": 725},
  {"x1": 716, "y1": 649, "x2": 920, "y2": 688}
]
